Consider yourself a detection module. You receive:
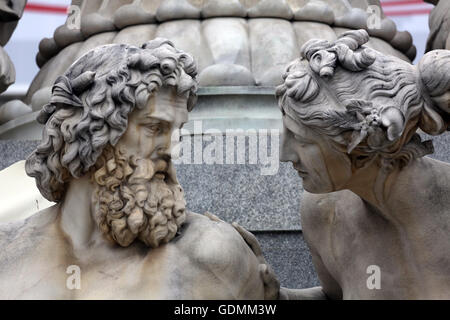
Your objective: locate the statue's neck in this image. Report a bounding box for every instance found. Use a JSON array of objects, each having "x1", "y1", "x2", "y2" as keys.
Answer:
[
  {"x1": 59, "y1": 175, "x2": 104, "y2": 251},
  {"x1": 346, "y1": 156, "x2": 447, "y2": 225},
  {"x1": 58, "y1": 176, "x2": 149, "y2": 263}
]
